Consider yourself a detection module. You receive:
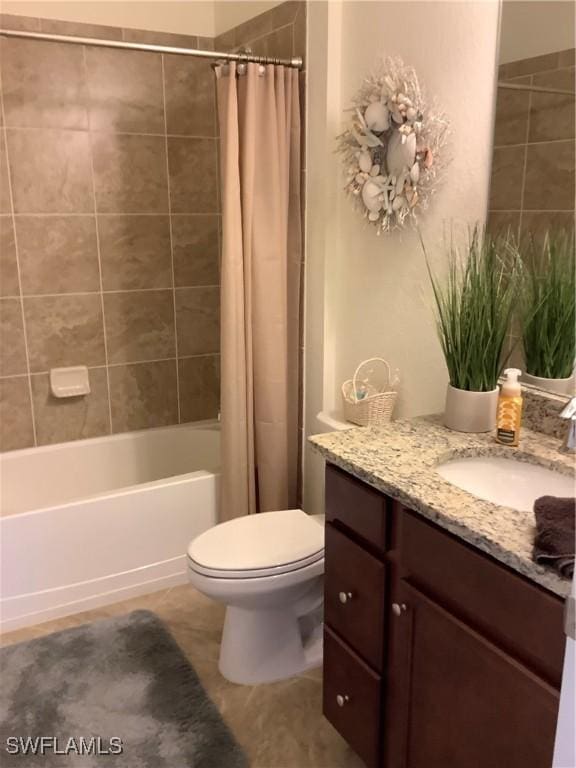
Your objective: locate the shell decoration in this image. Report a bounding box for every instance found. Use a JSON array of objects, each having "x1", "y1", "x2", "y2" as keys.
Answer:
[{"x1": 337, "y1": 57, "x2": 450, "y2": 234}]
